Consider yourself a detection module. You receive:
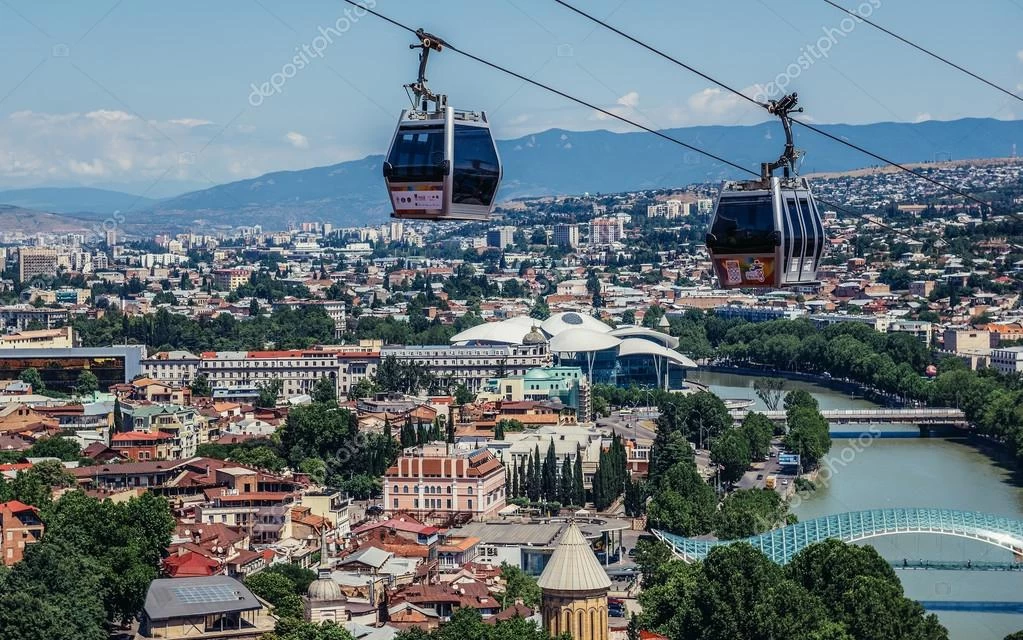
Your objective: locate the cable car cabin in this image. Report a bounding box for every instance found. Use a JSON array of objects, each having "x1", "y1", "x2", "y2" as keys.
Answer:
[
  {"x1": 706, "y1": 176, "x2": 825, "y2": 289},
  {"x1": 383, "y1": 106, "x2": 502, "y2": 221}
]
